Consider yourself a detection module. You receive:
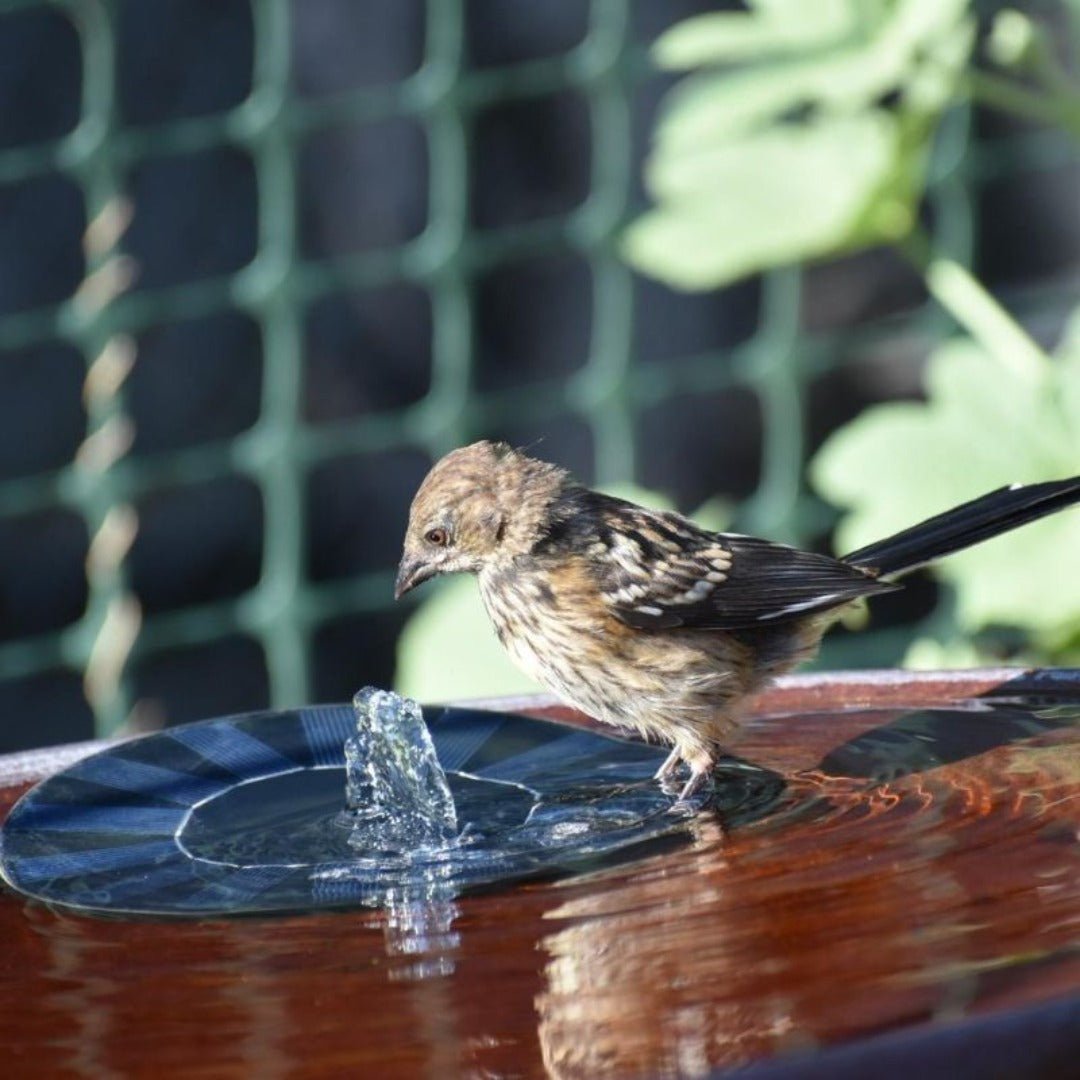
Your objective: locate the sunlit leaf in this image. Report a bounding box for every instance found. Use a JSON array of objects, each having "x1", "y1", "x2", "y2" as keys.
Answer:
[
  {"x1": 986, "y1": 10, "x2": 1037, "y2": 69},
  {"x1": 395, "y1": 576, "x2": 541, "y2": 703},
  {"x1": 625, "y1": 112, "x2": 911, "y2": 290},
  {"x1": 904, "y1": 18, "x2": 977, "y2": 111},
  {"x1": 628, "y1": 0, "x2": 974, "y2": 291},
  {"x1": 653, "y1": 3, "x2": 856, "y2": 69},
  {"x1": 653, "y1": 0, "x2": 970, "y2": 151},
  {"x1": 811, "y1": 336, "x2": 1080, "y2": 642},
  {"x1": 903, "y1": 636, "x2": 1005, "y2": 670}
]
